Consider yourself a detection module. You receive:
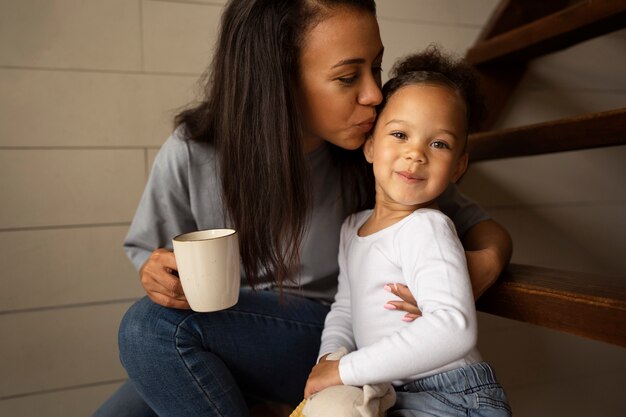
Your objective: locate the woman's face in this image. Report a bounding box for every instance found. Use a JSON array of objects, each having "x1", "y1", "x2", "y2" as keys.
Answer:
[{"x1": 298, "y1": 7, "x2": 384, "y2": 153}]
